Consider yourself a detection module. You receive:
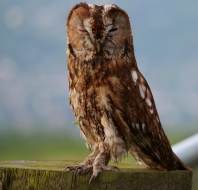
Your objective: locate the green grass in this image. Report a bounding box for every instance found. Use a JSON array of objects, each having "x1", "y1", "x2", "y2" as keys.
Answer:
[
  {"x1": 0, "y1": 127, "x2": 194, "y2": 162},
  {"x1": 0, "y1": 128, "x2": 194, "y2": 161},
  {"x1": 0, "y1": 129, "x2": 137, "y2": 167},
  {"x1": 0, "y1": 129, "x2": 87, "y2": 160}
]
